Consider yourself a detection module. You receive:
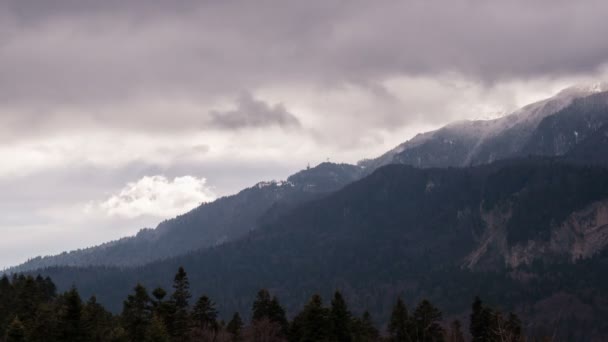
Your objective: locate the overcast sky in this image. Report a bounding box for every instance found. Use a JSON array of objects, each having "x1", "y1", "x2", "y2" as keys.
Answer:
[{"x1": 1, "y1": 0, "x2": 608, "y2": 268}]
